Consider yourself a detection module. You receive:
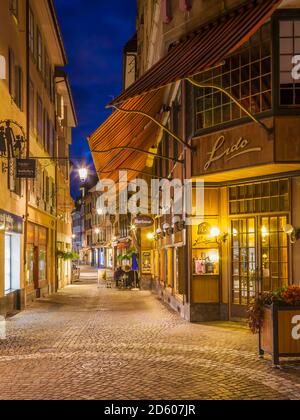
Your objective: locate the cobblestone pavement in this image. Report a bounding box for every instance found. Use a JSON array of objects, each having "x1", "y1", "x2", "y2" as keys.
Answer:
[{"x1": 0, "y1": 268, "x2": 300, "y2": 400}]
